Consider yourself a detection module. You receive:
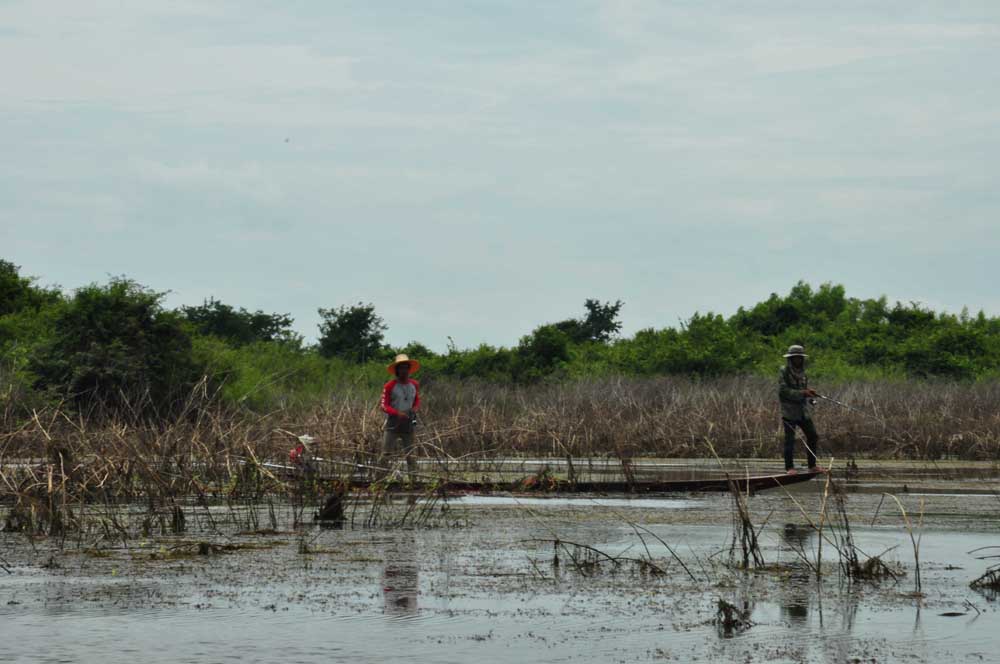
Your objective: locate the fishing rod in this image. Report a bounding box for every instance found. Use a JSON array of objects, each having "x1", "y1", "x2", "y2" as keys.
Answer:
[{"x1": 815, "y1": 393, "x2": 886, "y2": 425}]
